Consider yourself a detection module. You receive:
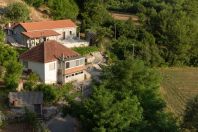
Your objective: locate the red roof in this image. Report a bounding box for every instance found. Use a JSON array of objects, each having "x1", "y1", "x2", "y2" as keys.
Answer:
[
  {"x1": 17, "y1": 19, "x2": 76, "y2": 31},
  {"x1": 20, "y1": 40, "x2": 80, "y2": 63},
  {"x1": 22, "y1": 30, "x2": 60, "y2": 39}
]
